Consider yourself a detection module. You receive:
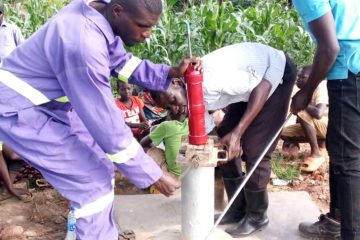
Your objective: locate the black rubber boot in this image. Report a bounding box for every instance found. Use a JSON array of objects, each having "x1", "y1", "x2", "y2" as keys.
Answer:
[
  {"x1": 214, "y1": 176, "x2": 246, "y2": 225},
  {"x1": 226, "y1": 188, "x2": 269, "y2": 237}
]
